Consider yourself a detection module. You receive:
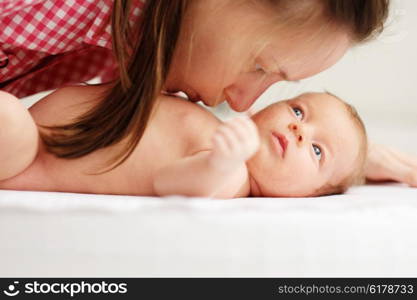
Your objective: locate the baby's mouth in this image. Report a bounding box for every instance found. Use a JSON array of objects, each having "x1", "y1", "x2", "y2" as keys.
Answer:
[{"x1": 271, "y1": 132, "x2": 288, "y2": 158}]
